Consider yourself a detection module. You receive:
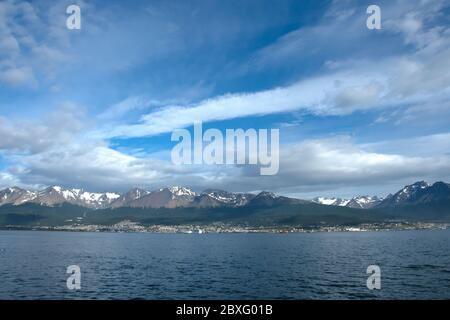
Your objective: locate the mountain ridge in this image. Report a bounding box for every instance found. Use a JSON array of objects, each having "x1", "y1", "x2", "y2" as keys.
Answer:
[
  {"x1": 1, "y1": 181, "x2": 450, "y2": 227},
  {"x1": 1, "y1": 181, "x2": 449, "y2": 212}
]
